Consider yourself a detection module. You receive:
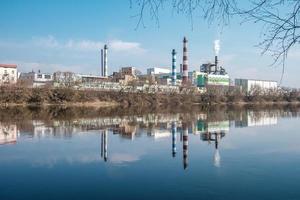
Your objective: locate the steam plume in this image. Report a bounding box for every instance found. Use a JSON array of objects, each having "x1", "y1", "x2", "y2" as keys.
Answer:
[{"x1": 214, "y1": 40, "x2": 220, "y2": 56}]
